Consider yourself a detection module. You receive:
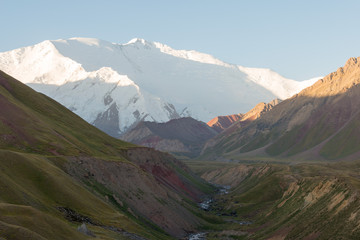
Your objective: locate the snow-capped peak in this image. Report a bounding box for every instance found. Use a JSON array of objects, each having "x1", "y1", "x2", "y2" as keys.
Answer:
[
  {"x1": 124, "y1": 38, "x2": 230, "y2": 66},
  {"x1": 0, "y1": 37, "x2": 318, "y2": 137},
  {"x1": 0, "y1": 39, "x2": 87, "y2": 85},
  {"x1": 68, "y1": 37, "x2": 103, "y2": 46},
  {"x1": 88, "y1": 67, "x2": 135, "y2": 86},
  {"x1": 127, "y1": 38, "x2": 151, "y2": 45},
  {"x1": 154, "y1": 43, "x2": 231, "y2": 67},
  {"x1": 238, "y1": 66, "x2": 321, "y2": 99}
]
